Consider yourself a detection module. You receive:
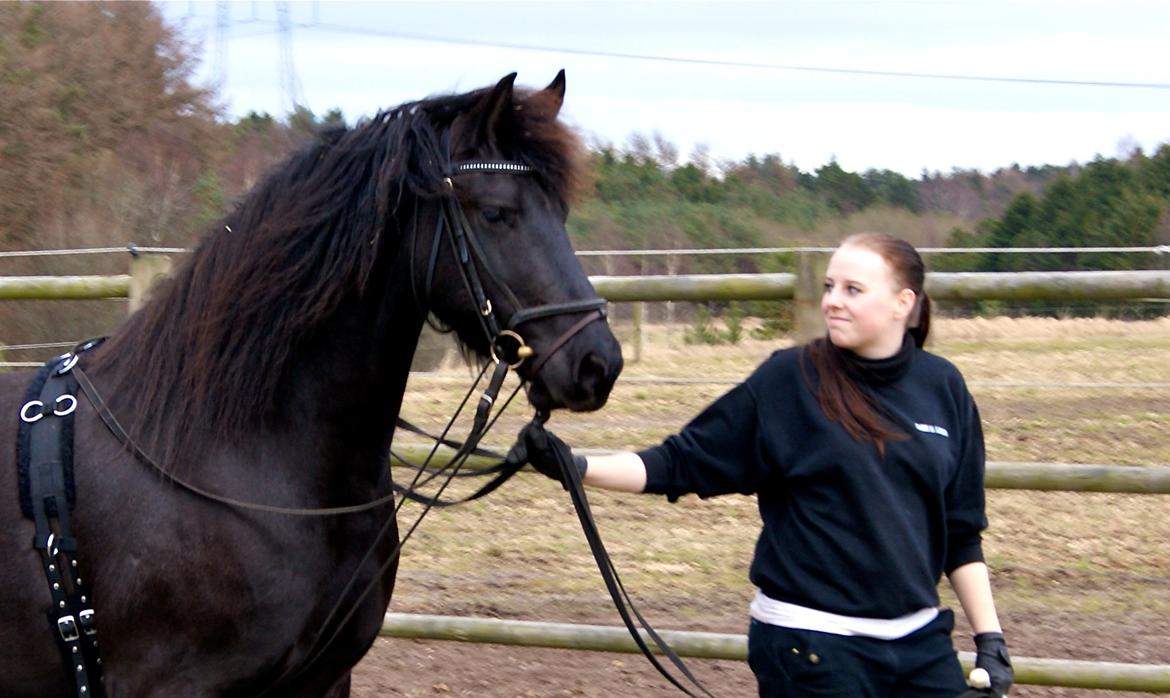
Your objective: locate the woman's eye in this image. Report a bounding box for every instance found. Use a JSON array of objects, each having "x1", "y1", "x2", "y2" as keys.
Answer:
[{"x1": 481, "y1": 206, "x2": 505, "y2": 223}]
